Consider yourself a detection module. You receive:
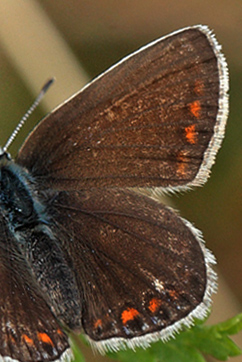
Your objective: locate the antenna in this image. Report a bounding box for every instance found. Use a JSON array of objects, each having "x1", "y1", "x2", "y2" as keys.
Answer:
[{"x1": 2, "y1": 78, "x2": 55, "y2": 153}]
